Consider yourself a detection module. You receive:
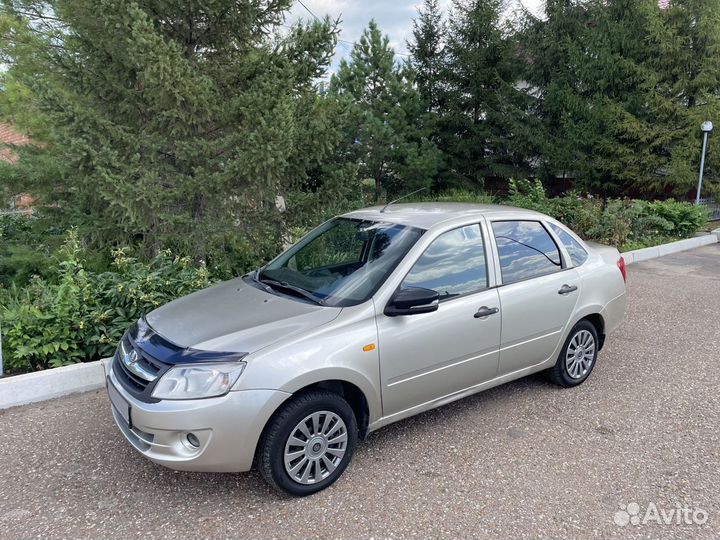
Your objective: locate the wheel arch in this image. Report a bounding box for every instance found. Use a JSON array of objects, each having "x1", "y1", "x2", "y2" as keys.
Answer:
[
  {"x1": 582, "y1": 313, "x2": 606, "y2": 350},
  {"x1": 290, "y1": 380, "x2": 370, "y2": 439},
  {"x1": 266, "y1": 369, "x2": 378, "y2": 440}
]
